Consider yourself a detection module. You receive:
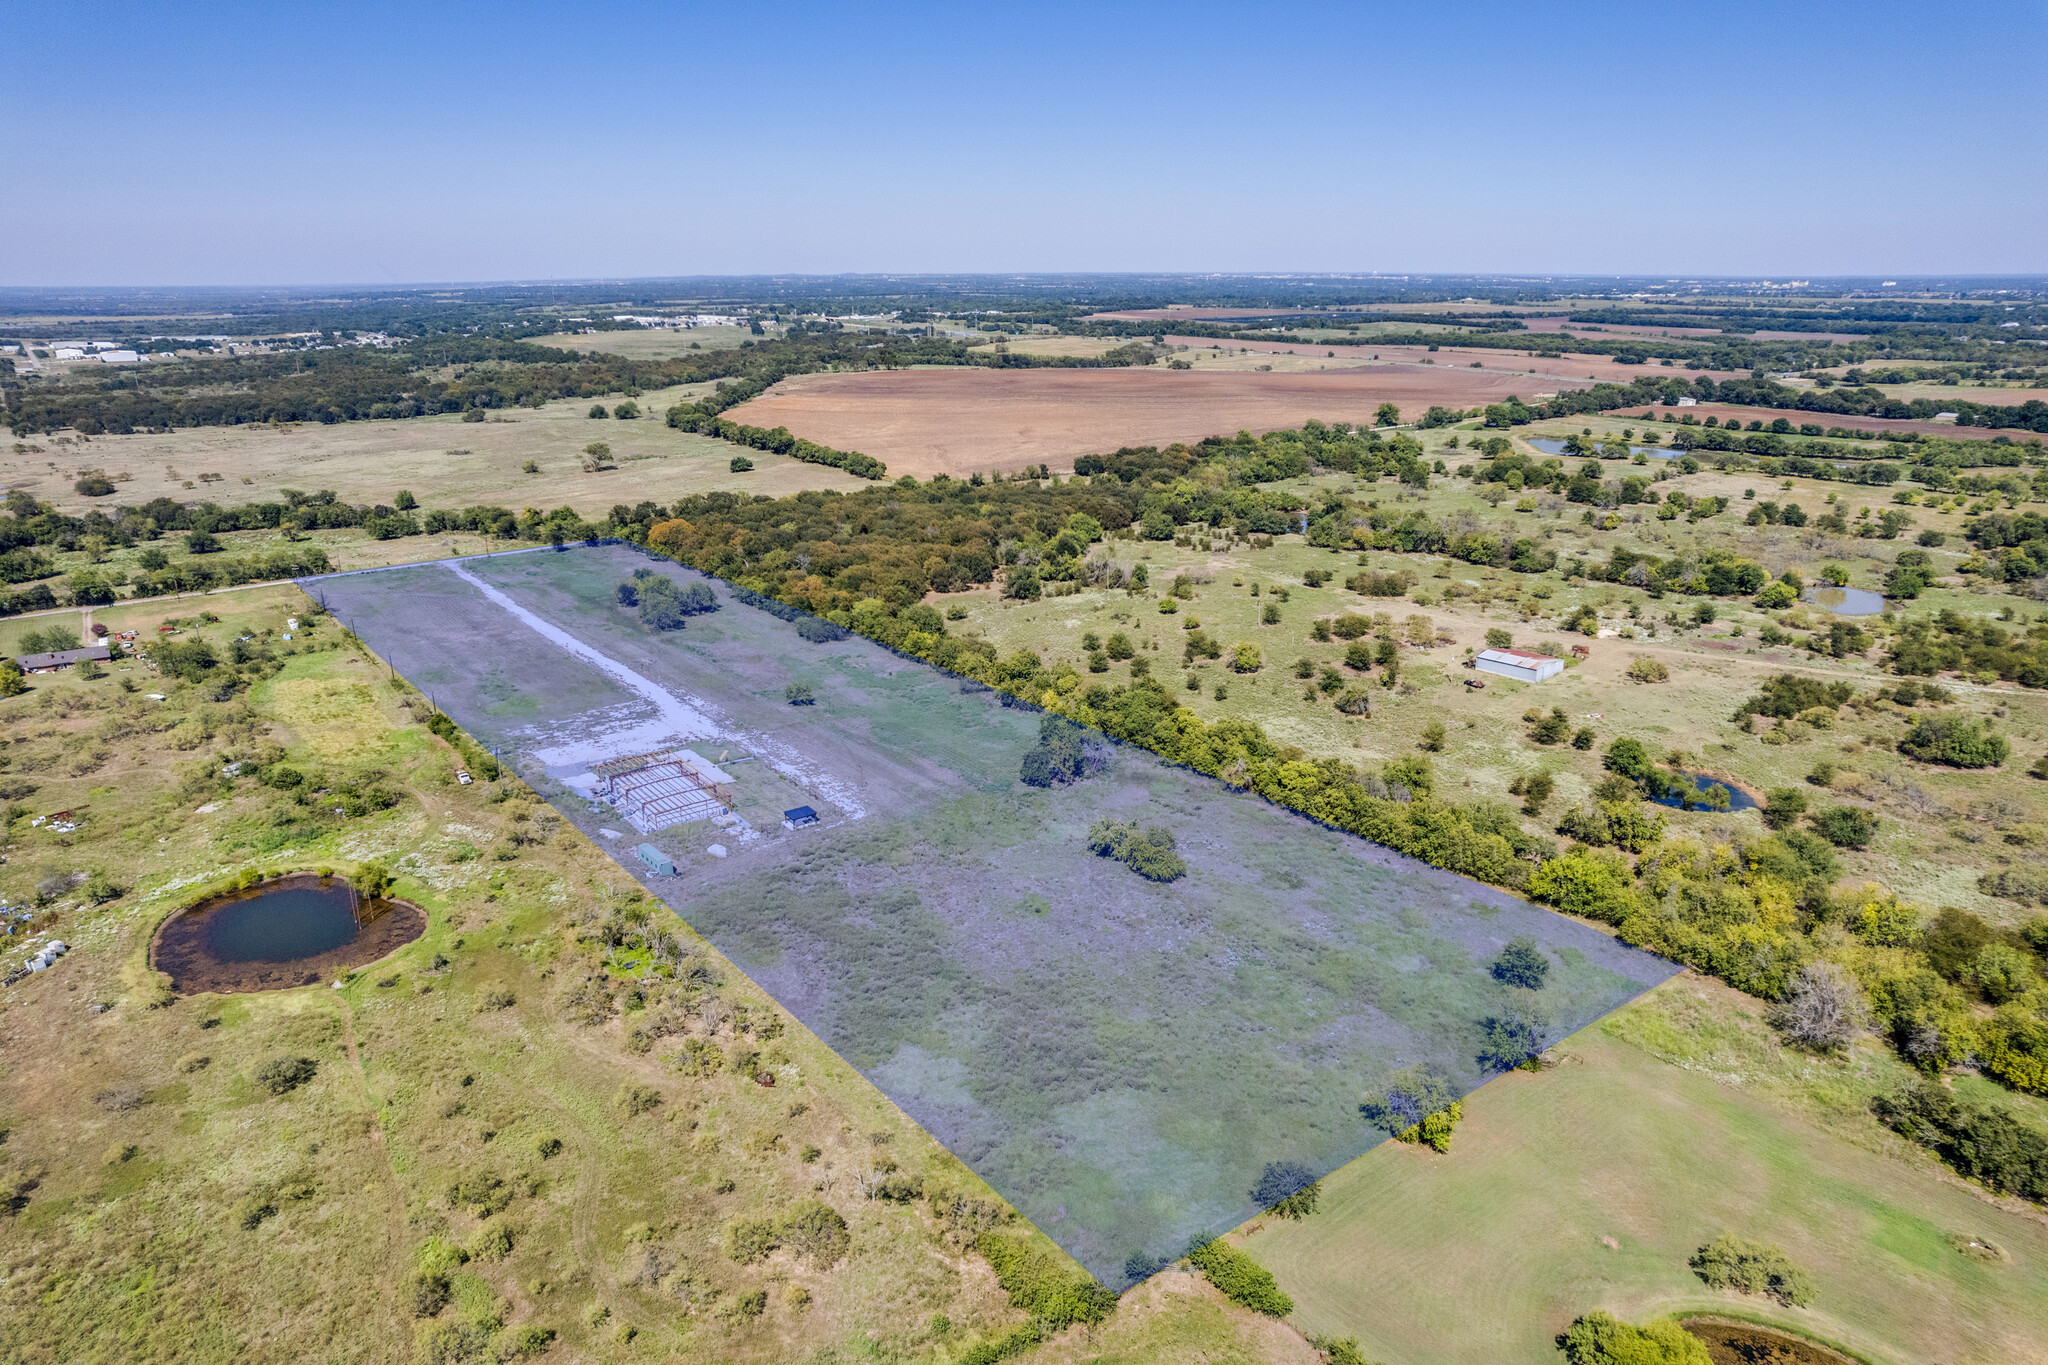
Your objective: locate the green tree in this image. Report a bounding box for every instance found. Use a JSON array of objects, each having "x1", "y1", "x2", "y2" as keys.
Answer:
[
  {"x1": 1492, "y1": 936, "x2": 1550, "y2": 989},
  {"x1": 1761, "y1": 787, "x2": 1808, "y2": 830},
  {"x1": 1373, "y1": 402, "x2": 1401, "y2": 428}
]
